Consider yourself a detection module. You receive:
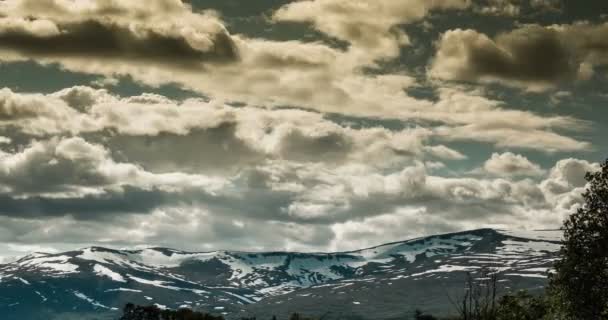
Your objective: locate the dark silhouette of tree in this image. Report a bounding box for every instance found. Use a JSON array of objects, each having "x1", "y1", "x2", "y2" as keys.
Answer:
[
  {"x1": 549, "y1": 159, "x2": 608, "y2": 319},
  {"x1": 119, "y1": 303, "x2": 225, "y2": 320},
  {"x1": 449, "y1": 267, "x2": 500, "y2": 320}
]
